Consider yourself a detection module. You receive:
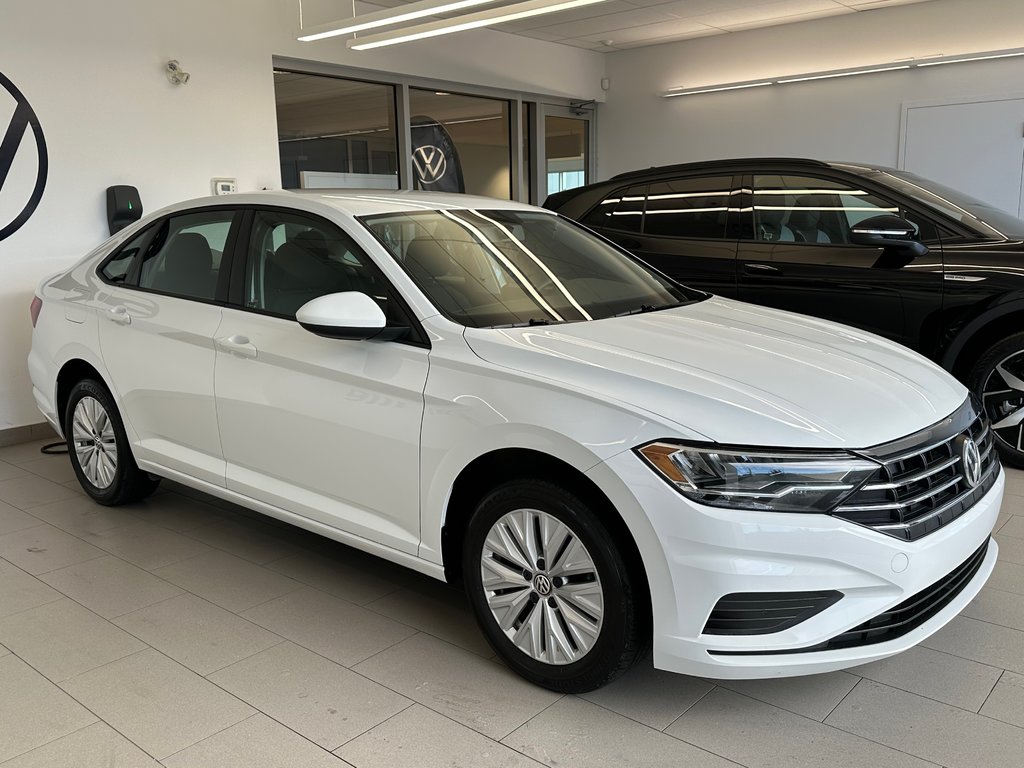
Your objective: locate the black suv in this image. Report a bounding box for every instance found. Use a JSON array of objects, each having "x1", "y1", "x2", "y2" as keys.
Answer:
[{"x1": 546, "y1": 158, "x2": 1024, "y2": 466}]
